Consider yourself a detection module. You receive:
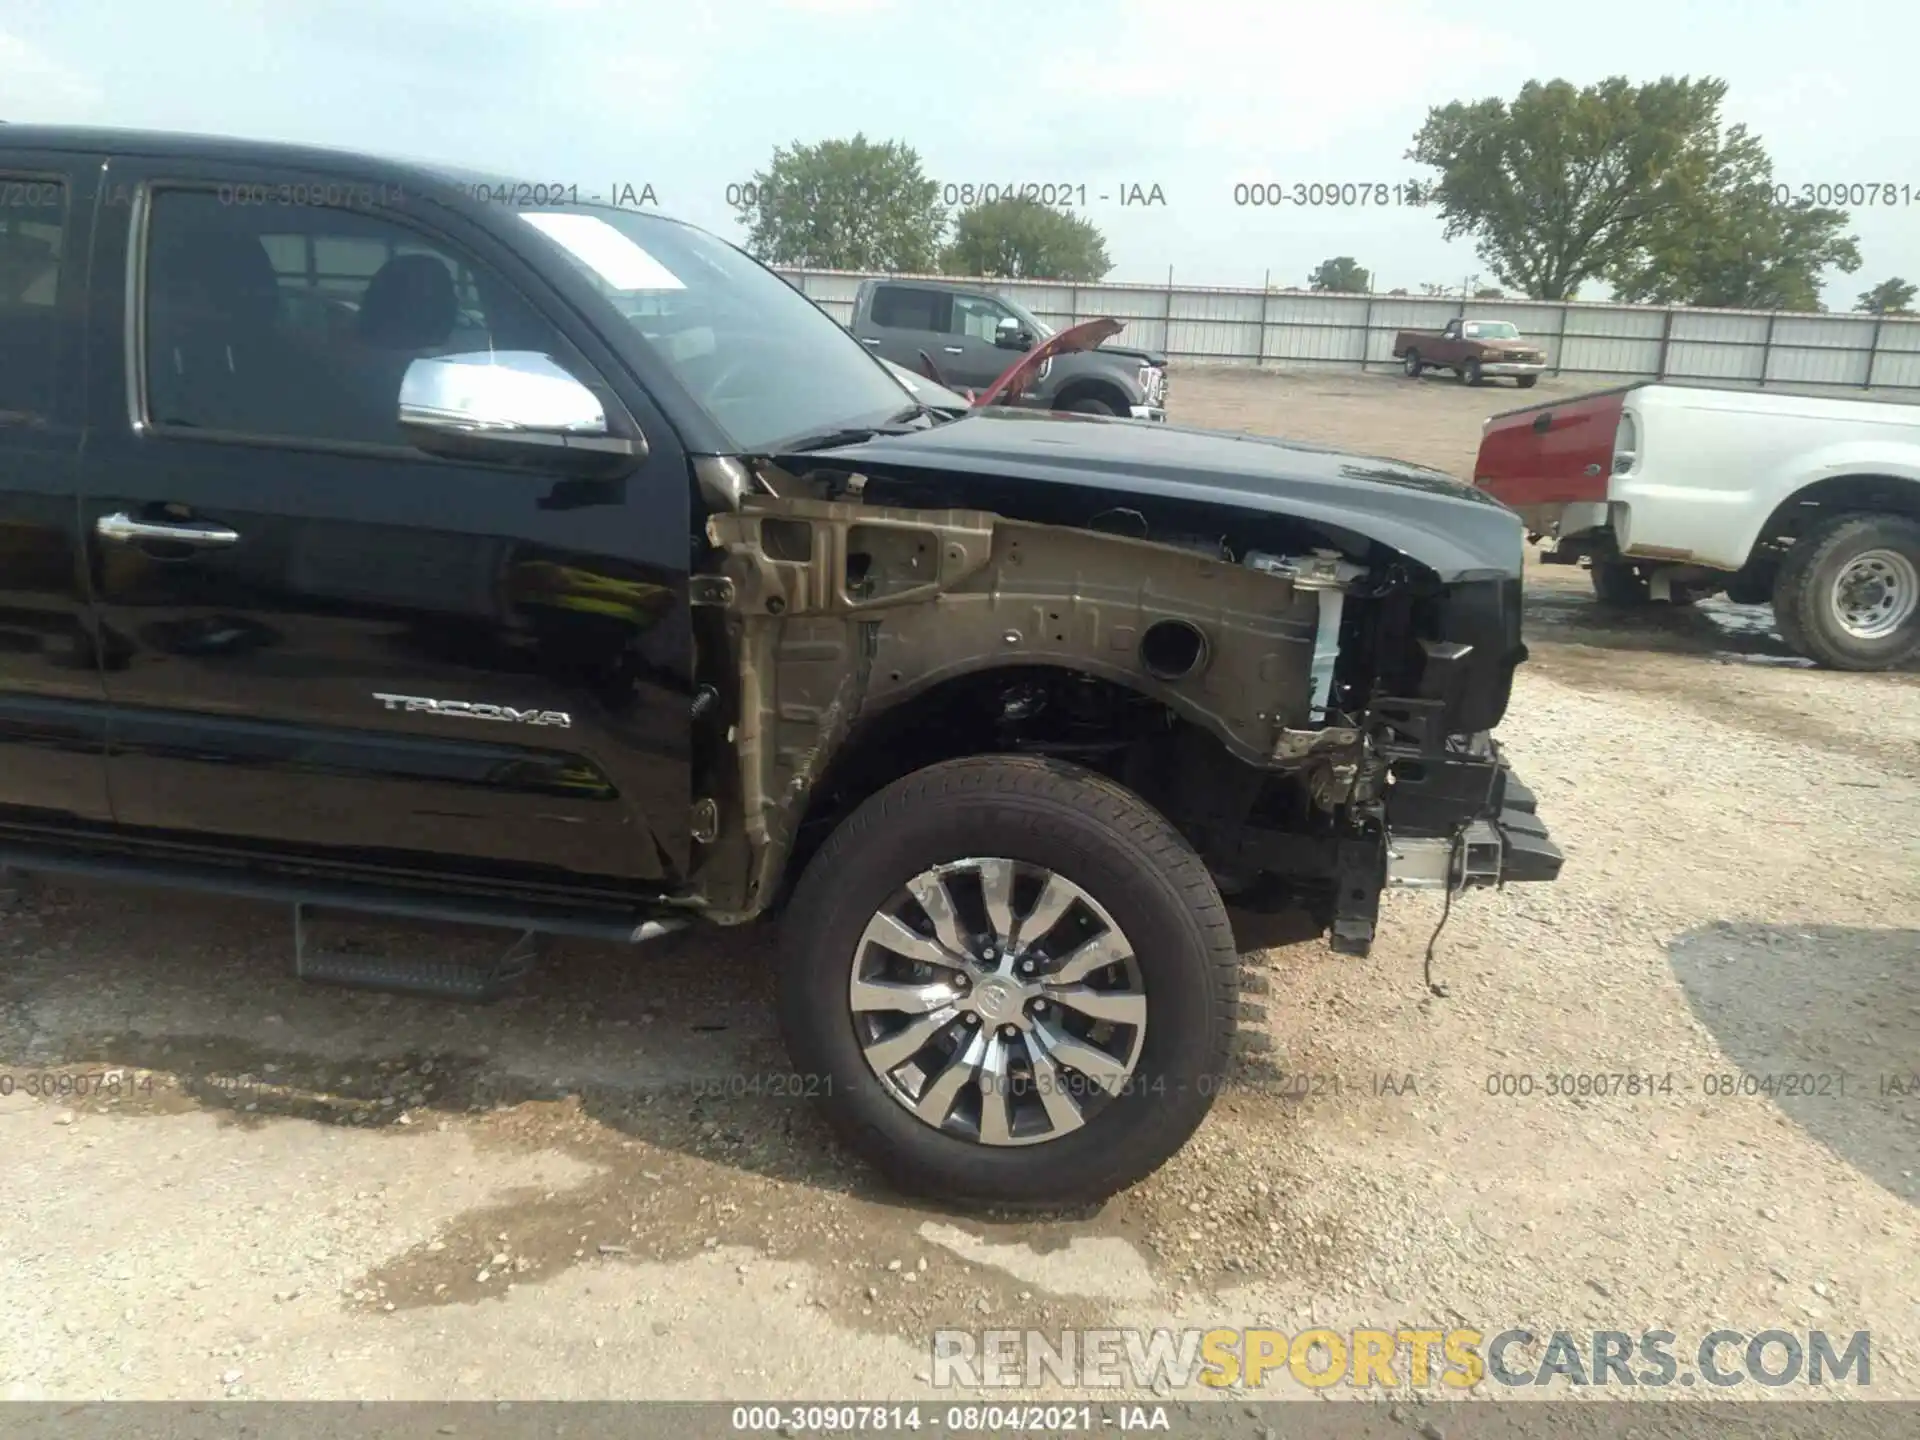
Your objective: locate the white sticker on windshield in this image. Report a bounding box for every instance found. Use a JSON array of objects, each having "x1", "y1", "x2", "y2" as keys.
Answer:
[{"x1": 519, "y1": 212, "x2": 685, "y2": 290}]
